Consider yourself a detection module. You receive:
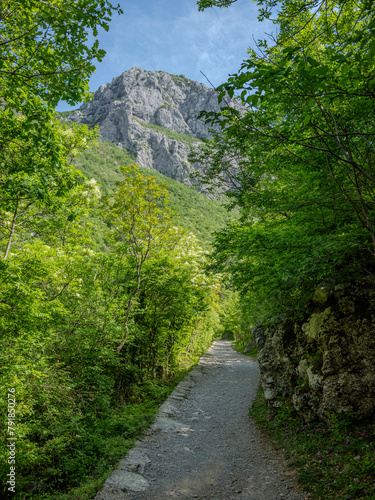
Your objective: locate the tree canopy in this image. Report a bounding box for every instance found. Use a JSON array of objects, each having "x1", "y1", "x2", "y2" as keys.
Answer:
[
  {"x1": 0, "y1": 0, "x2": 122, "y2": 259},
  {"x1": 195, "y1": 0, "x2": 375, "y2": 319},
  {"x1": 1, "y1": 0, "x2": 123, "y2": 105}
]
